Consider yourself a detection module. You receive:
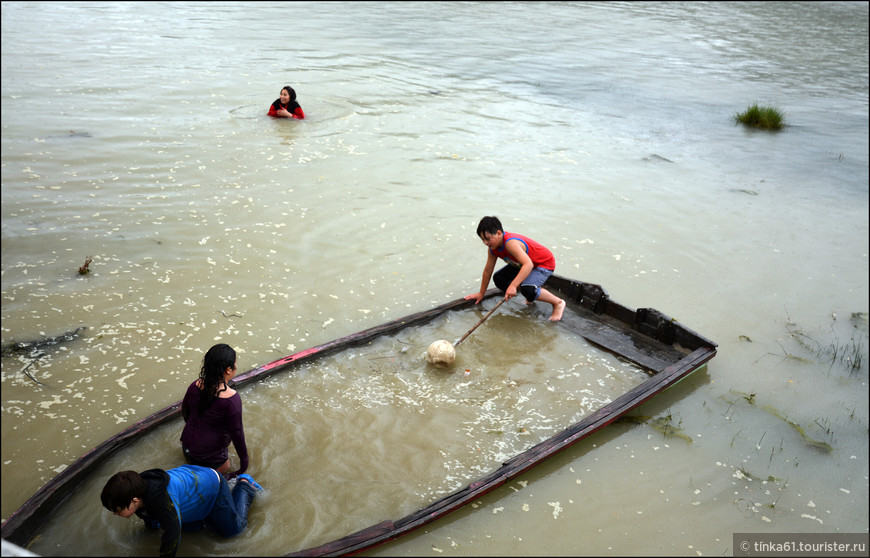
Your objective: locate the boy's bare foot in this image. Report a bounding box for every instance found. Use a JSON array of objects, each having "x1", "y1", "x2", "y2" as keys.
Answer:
[{"x1": 549, "y1": 299, "x2": 566, "y2": 321}]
